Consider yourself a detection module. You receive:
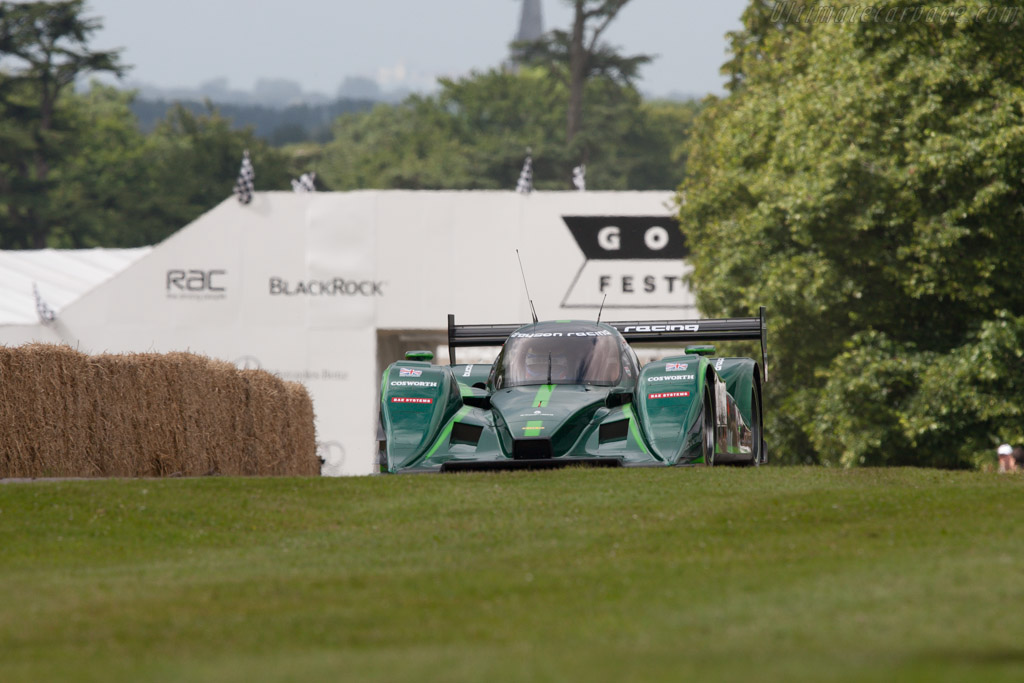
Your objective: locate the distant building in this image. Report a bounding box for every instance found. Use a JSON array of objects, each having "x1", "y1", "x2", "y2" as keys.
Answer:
[
  {"x1": 516, "y1": 0, "x2": 544, "y2": 43},
  {"x1": 510, "y1": 0, "x2": 544, "y2": 67}
]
